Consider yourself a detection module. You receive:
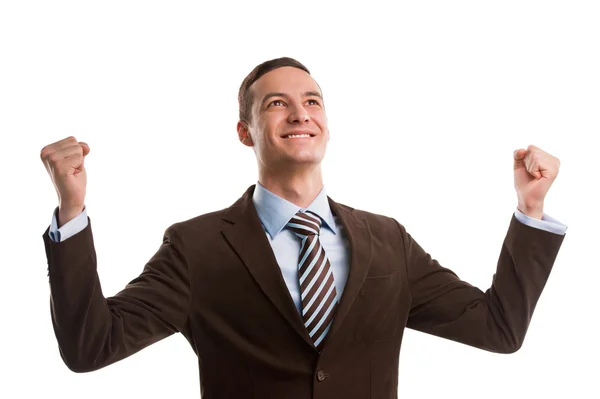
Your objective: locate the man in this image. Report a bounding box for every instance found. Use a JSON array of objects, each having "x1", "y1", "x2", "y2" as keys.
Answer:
[{"x1": 40, "y1": 57, "x2": 567, "y2": 398}]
